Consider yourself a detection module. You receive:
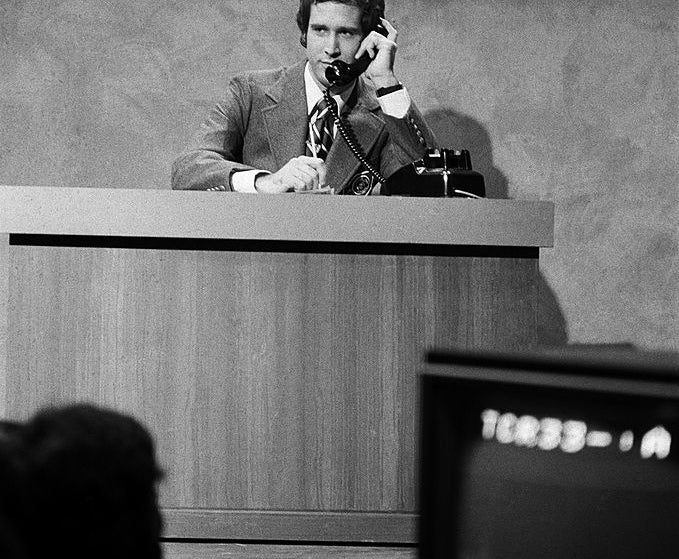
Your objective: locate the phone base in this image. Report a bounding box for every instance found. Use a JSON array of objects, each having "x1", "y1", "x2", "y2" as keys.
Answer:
[{"x1": 382, "y1": 148, "x2": 486, "y2": 198}]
